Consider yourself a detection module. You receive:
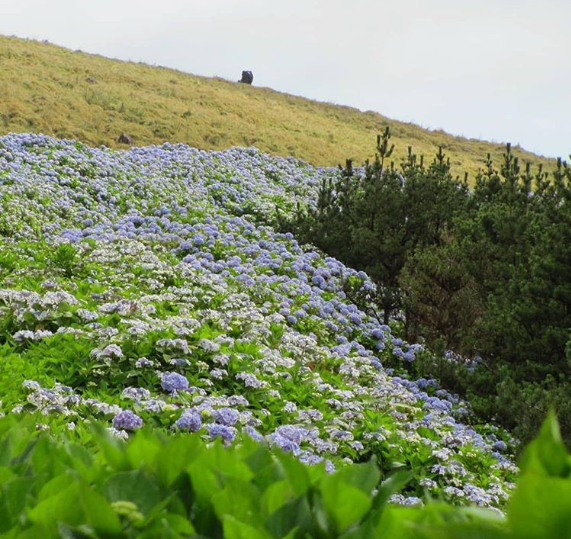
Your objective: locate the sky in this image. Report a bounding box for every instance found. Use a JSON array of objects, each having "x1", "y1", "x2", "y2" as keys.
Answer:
[{"x1": 1, "y1": 0, "x2": 570, "y2": 158}]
